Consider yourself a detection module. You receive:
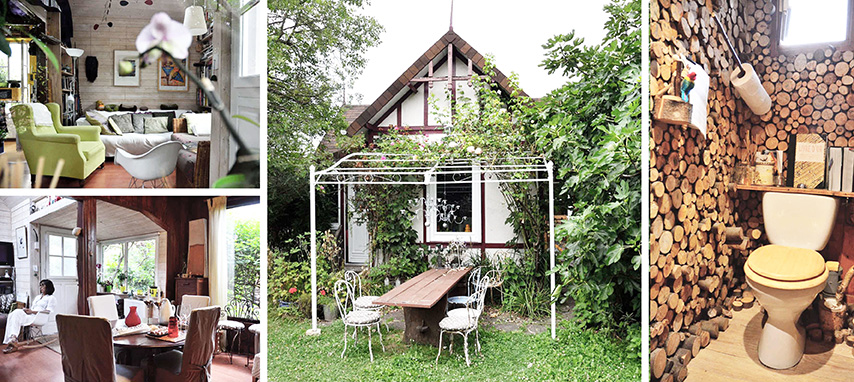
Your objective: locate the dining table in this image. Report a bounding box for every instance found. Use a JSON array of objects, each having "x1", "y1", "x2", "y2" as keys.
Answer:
[
  {"x1": 374, "y1": 267, "x2": 471, "y2": 346},
  {"x1": 114, "y1": 331, "x2": 185, "y2": 382}
]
